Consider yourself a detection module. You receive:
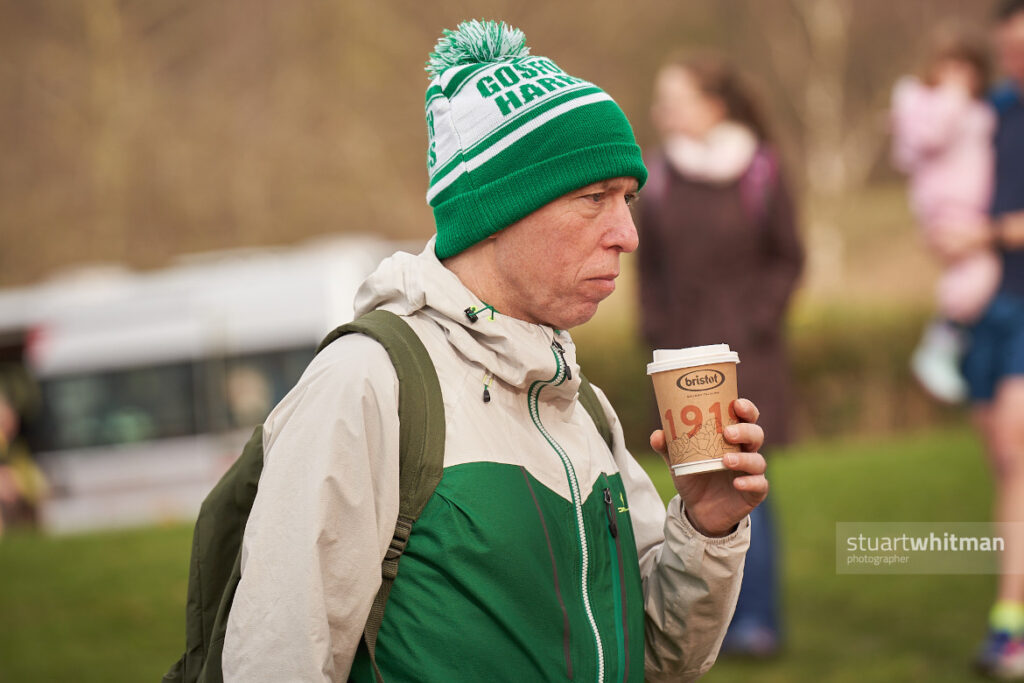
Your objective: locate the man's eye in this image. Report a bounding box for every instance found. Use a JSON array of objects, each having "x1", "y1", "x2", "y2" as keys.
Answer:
[
  {"x1": 624, "y1": 193, "x2": 638, "y2": 206},
  {"x1": 586, "y1": 193, "x2": 604, "y2": 203}
]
